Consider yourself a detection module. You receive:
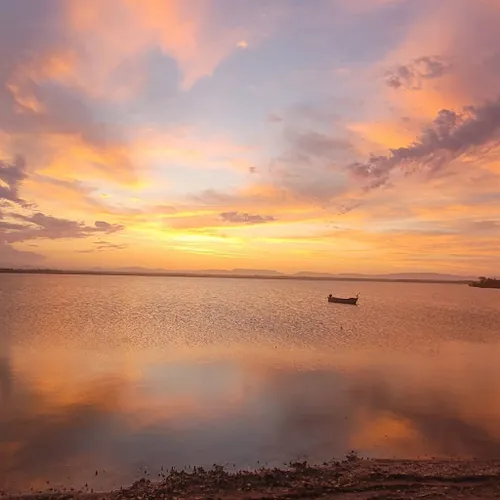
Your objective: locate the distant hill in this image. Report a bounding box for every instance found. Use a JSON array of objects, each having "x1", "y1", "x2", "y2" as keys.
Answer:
[
  {"x1": 294, "y1": 271, "x2": 475, "y2": 281},
  {"x1": 0, "y1": 267, "x2": 476, "y2": 283},
  {"x1": 90, "y1": 266, "x2": 169, "y2": 274},
  {"x1": 202, "y1": 269, "x2": 285, "y2": 276},
  {"x1": 294, "y1": 272, "x2": 336, "y2": 277},
  {"x1": 373, "y1": 272, "x2": 476, "y2": 281}
]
